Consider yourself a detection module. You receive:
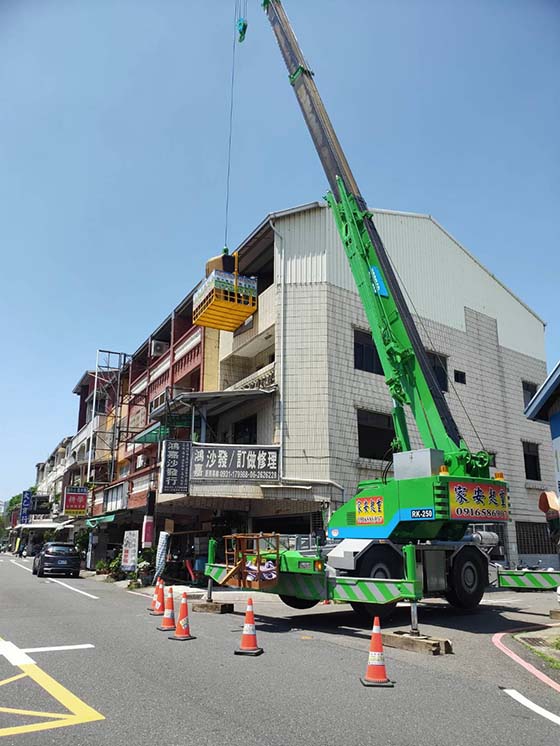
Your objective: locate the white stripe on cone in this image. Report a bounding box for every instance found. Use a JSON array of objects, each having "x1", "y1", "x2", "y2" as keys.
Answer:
[{"x1": 243, "y1": 624, "x2": 256, "y2": 635}]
